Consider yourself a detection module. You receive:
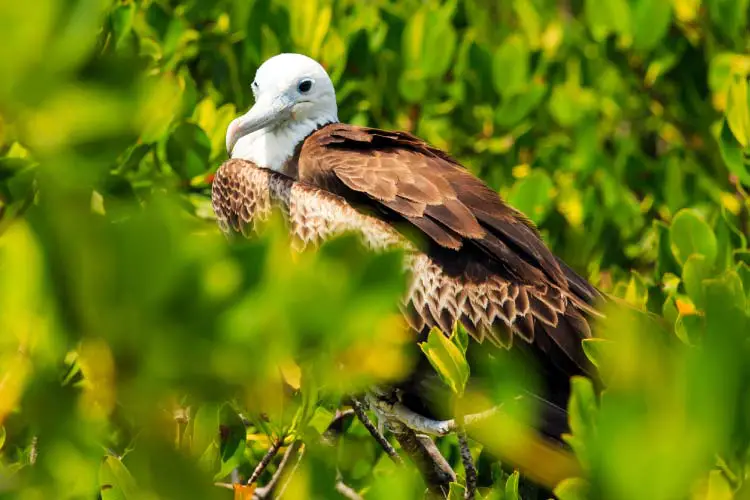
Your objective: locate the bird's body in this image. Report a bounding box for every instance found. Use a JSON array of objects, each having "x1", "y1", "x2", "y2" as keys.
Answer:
[{"x1": 213, "y1": 53, "x2": 602, "y2": 440}]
